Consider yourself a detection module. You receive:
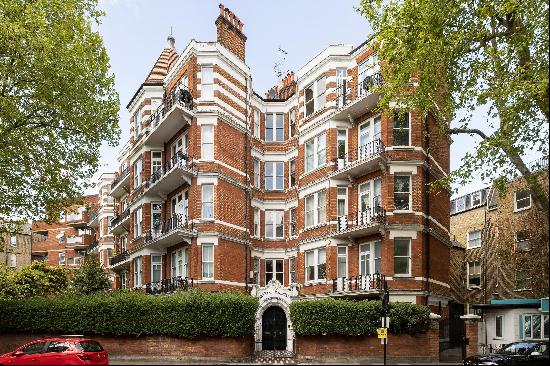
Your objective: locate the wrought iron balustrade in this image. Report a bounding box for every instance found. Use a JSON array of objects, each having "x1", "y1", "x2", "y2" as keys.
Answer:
[
  {"x1": 109, "y1": 250, "x2": 129, "y2": 266},
  {"x1": 149, "y1": 86, "x2": 194, "y2": 131},
  {"x1": 334, "y1": 139, "x2": 385, "y2": 171},
  {"x1": 336, "y1": 205, "x2": 385, "y2": 233},
  {"x1": 145, "y1": 276, "x2": 194, "y2": 295},
  {"x1": 144, "y1": 214, "x2": 193, "y2": 243},
  {"x1": 110, "y1": 207, "x2": 130, "y2": 228},
  {"x1": 147, "y1": 151, "x2": 195, "y2": 187},
  {"x1": 111, "y1": 167, "x2": 130, "y2": 189},
  {"x1": 332, "y1": 273, "x2": 385, "y2": 292},
  {"x1": 335, "y1": 71, "x2": 383, "y2": 109}
]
